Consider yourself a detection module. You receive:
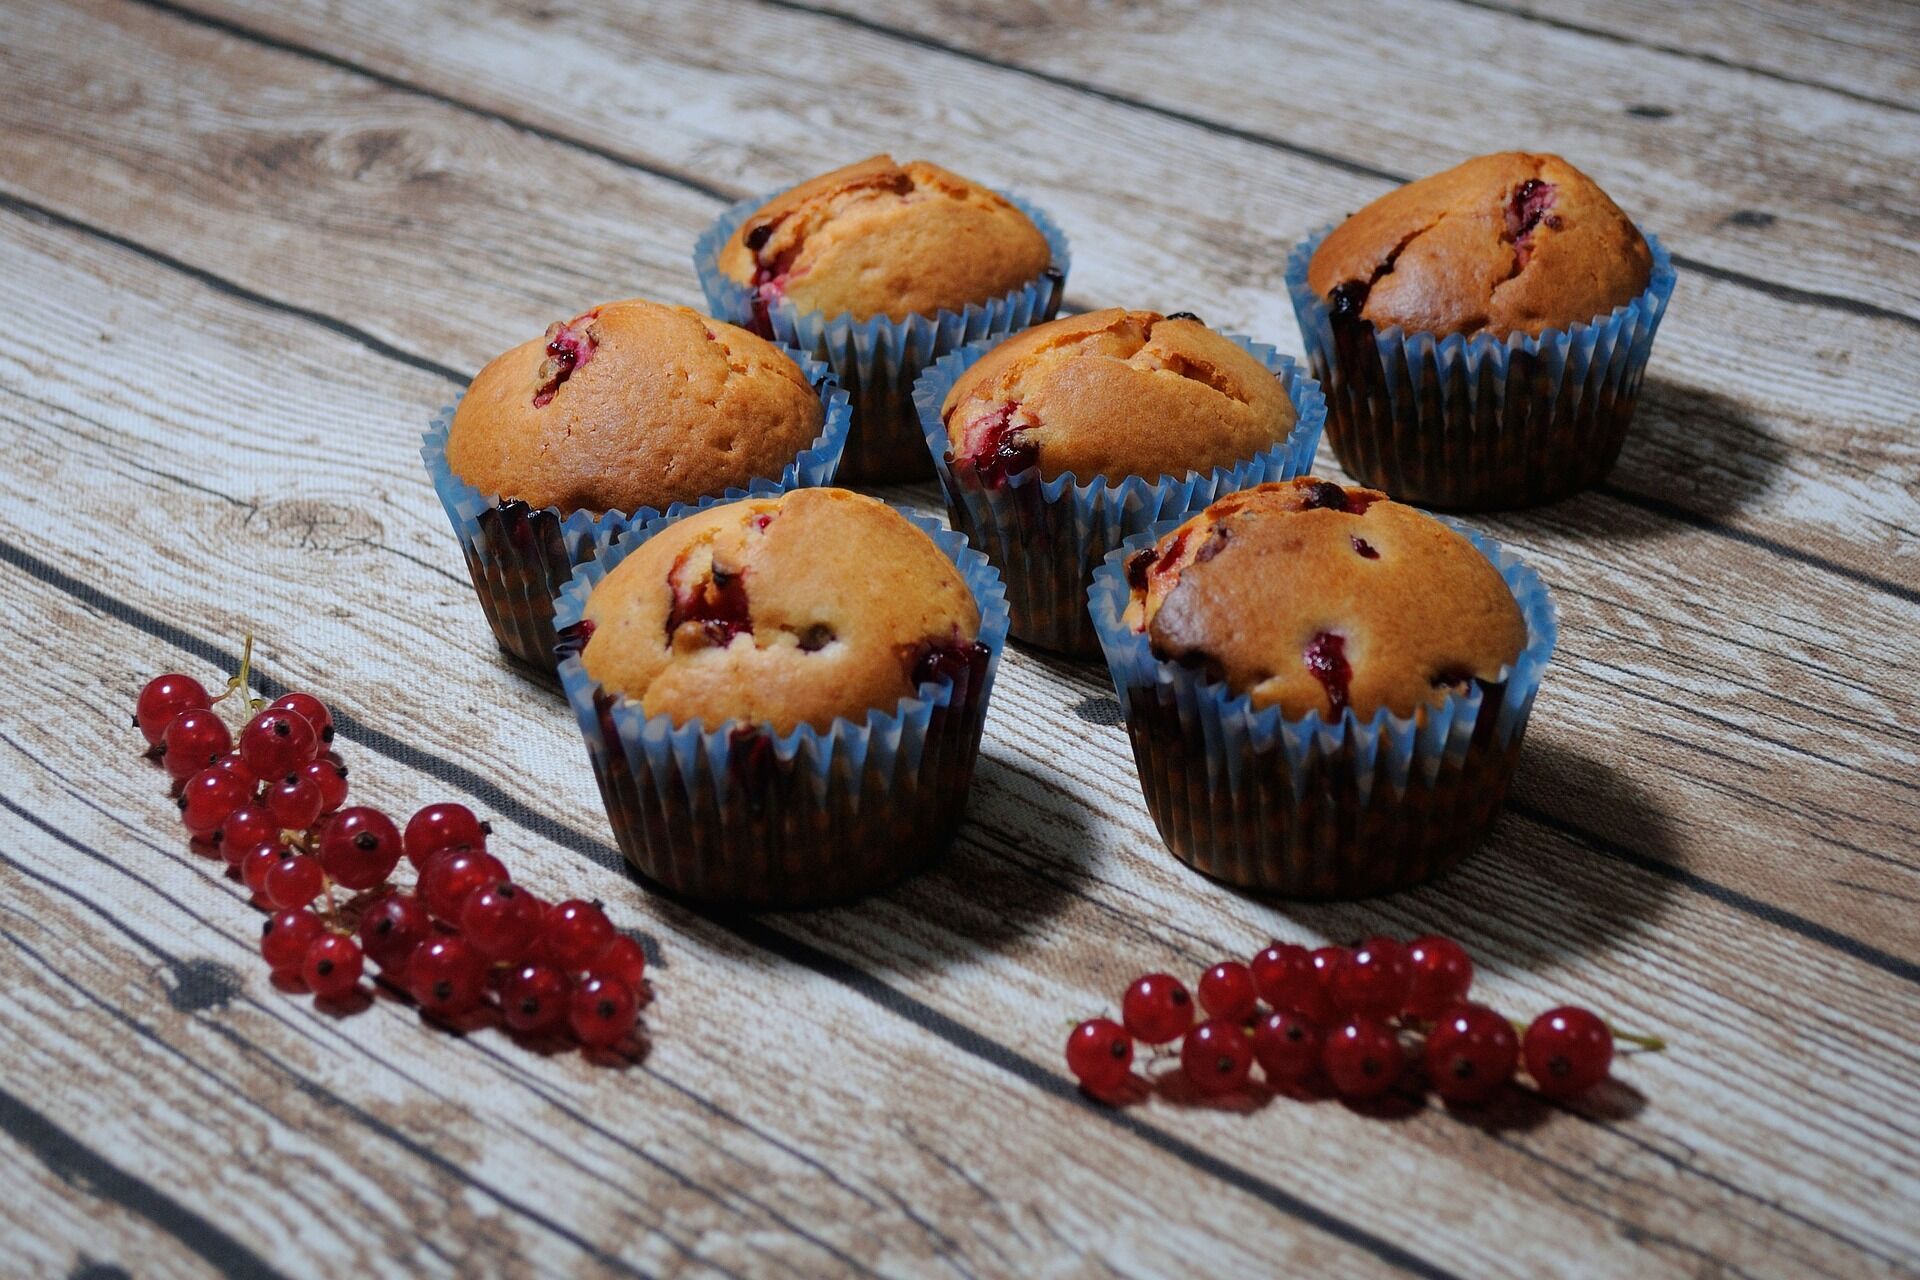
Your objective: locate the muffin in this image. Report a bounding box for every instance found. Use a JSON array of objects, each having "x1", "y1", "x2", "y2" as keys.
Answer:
[
  {"x1": 554, "y1": 487, "x2": 1010, "y2": 906},
  {"x1": 696, "y1": 155, "x2": 1069, "y2": 482},
  {"x1": 422, "y1": 298, "x2": 850, "y2": 671},
  {"x1": 1089, "y1": 477, "x2": 1557, "y2": 898},
  {"x1": 916, "y1": 309, "x2": 1323, "y2": 655},
  {"x1": 1287, "y1": 152, "x2": 1674, "y2": 510}
]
